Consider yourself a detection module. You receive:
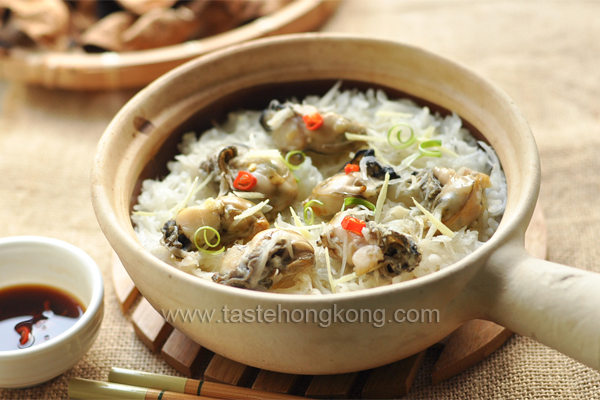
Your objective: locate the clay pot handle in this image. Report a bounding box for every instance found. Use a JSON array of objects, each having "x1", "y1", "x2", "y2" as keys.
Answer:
[{"x1": 483, "y1": 243, "x2": 600, "y2": 370}]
